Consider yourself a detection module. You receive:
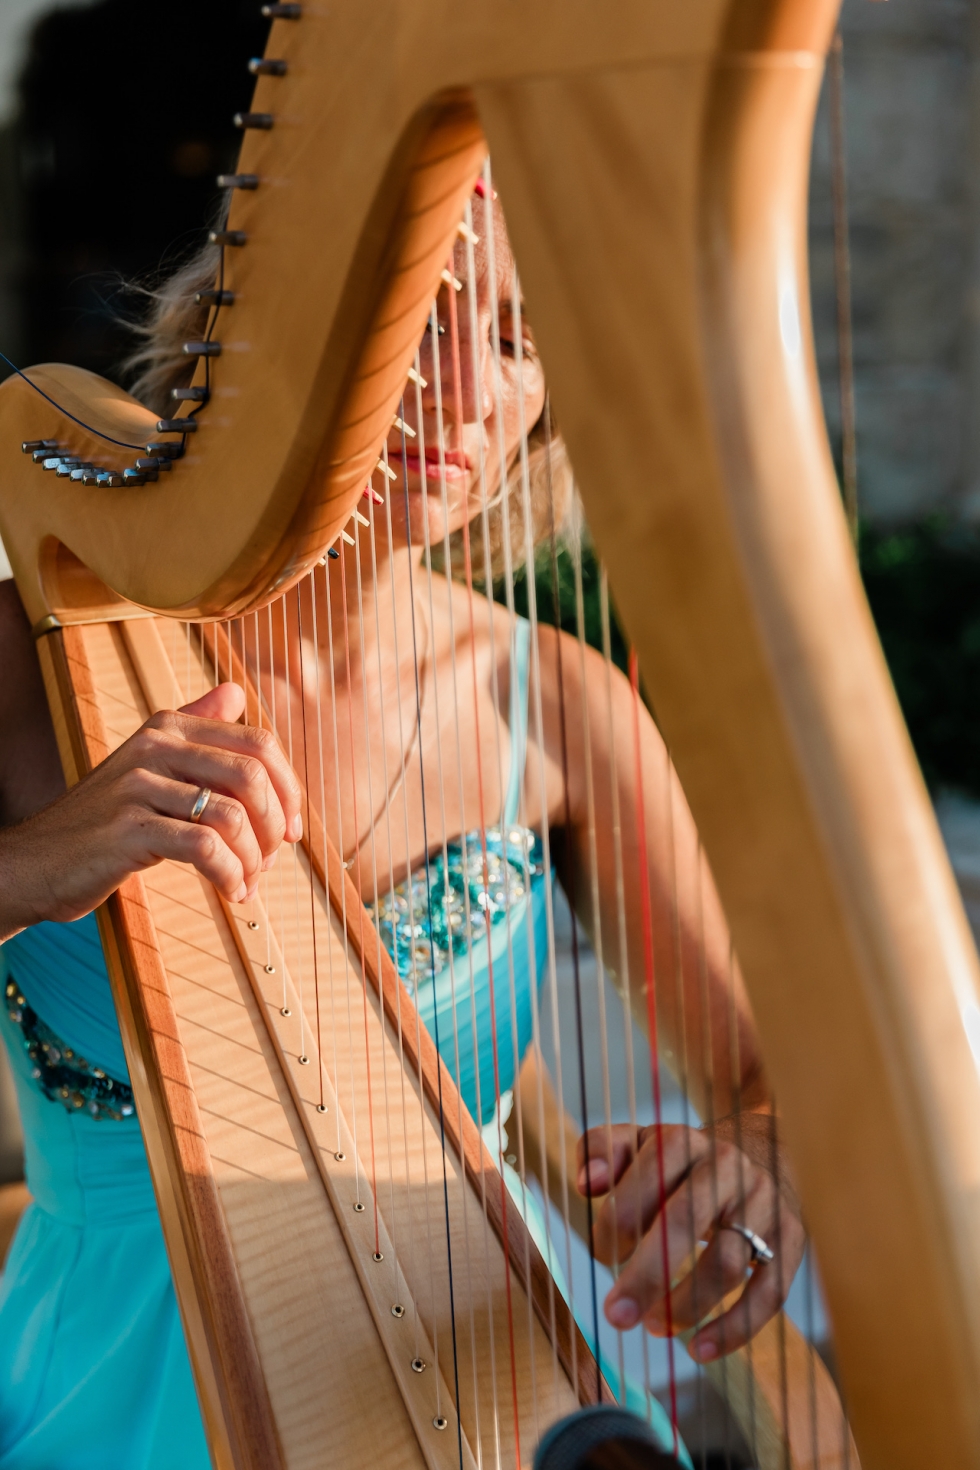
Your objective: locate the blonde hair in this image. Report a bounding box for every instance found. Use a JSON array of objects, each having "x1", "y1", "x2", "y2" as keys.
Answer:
[
  {"x1": 122, "y1": 243, "x2": 222, "y2": 414},
  {"x1": 124, "y1": 242, "x2": 573, "y2": 573}
]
